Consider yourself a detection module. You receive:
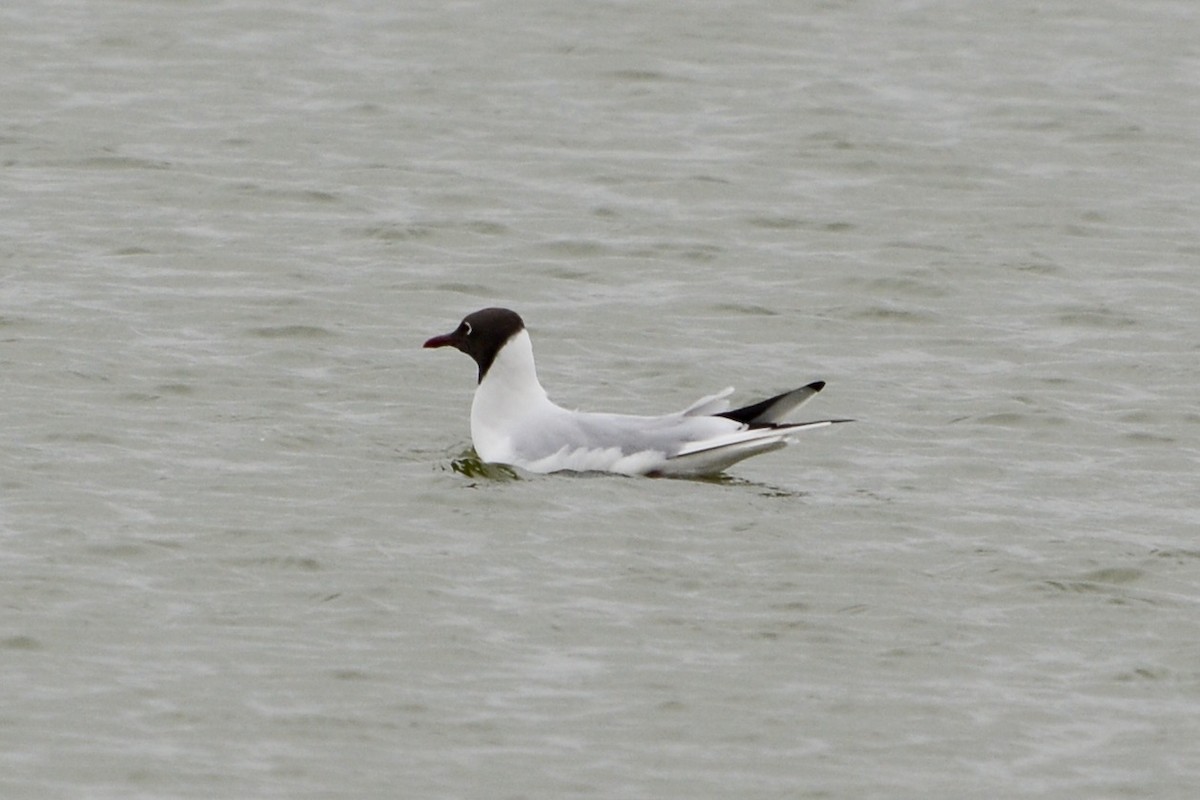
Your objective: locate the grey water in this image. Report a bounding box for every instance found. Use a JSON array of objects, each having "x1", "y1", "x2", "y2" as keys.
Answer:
[{"x1": 3, "y1": 1, "x2": 1199, "y2": 798}]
